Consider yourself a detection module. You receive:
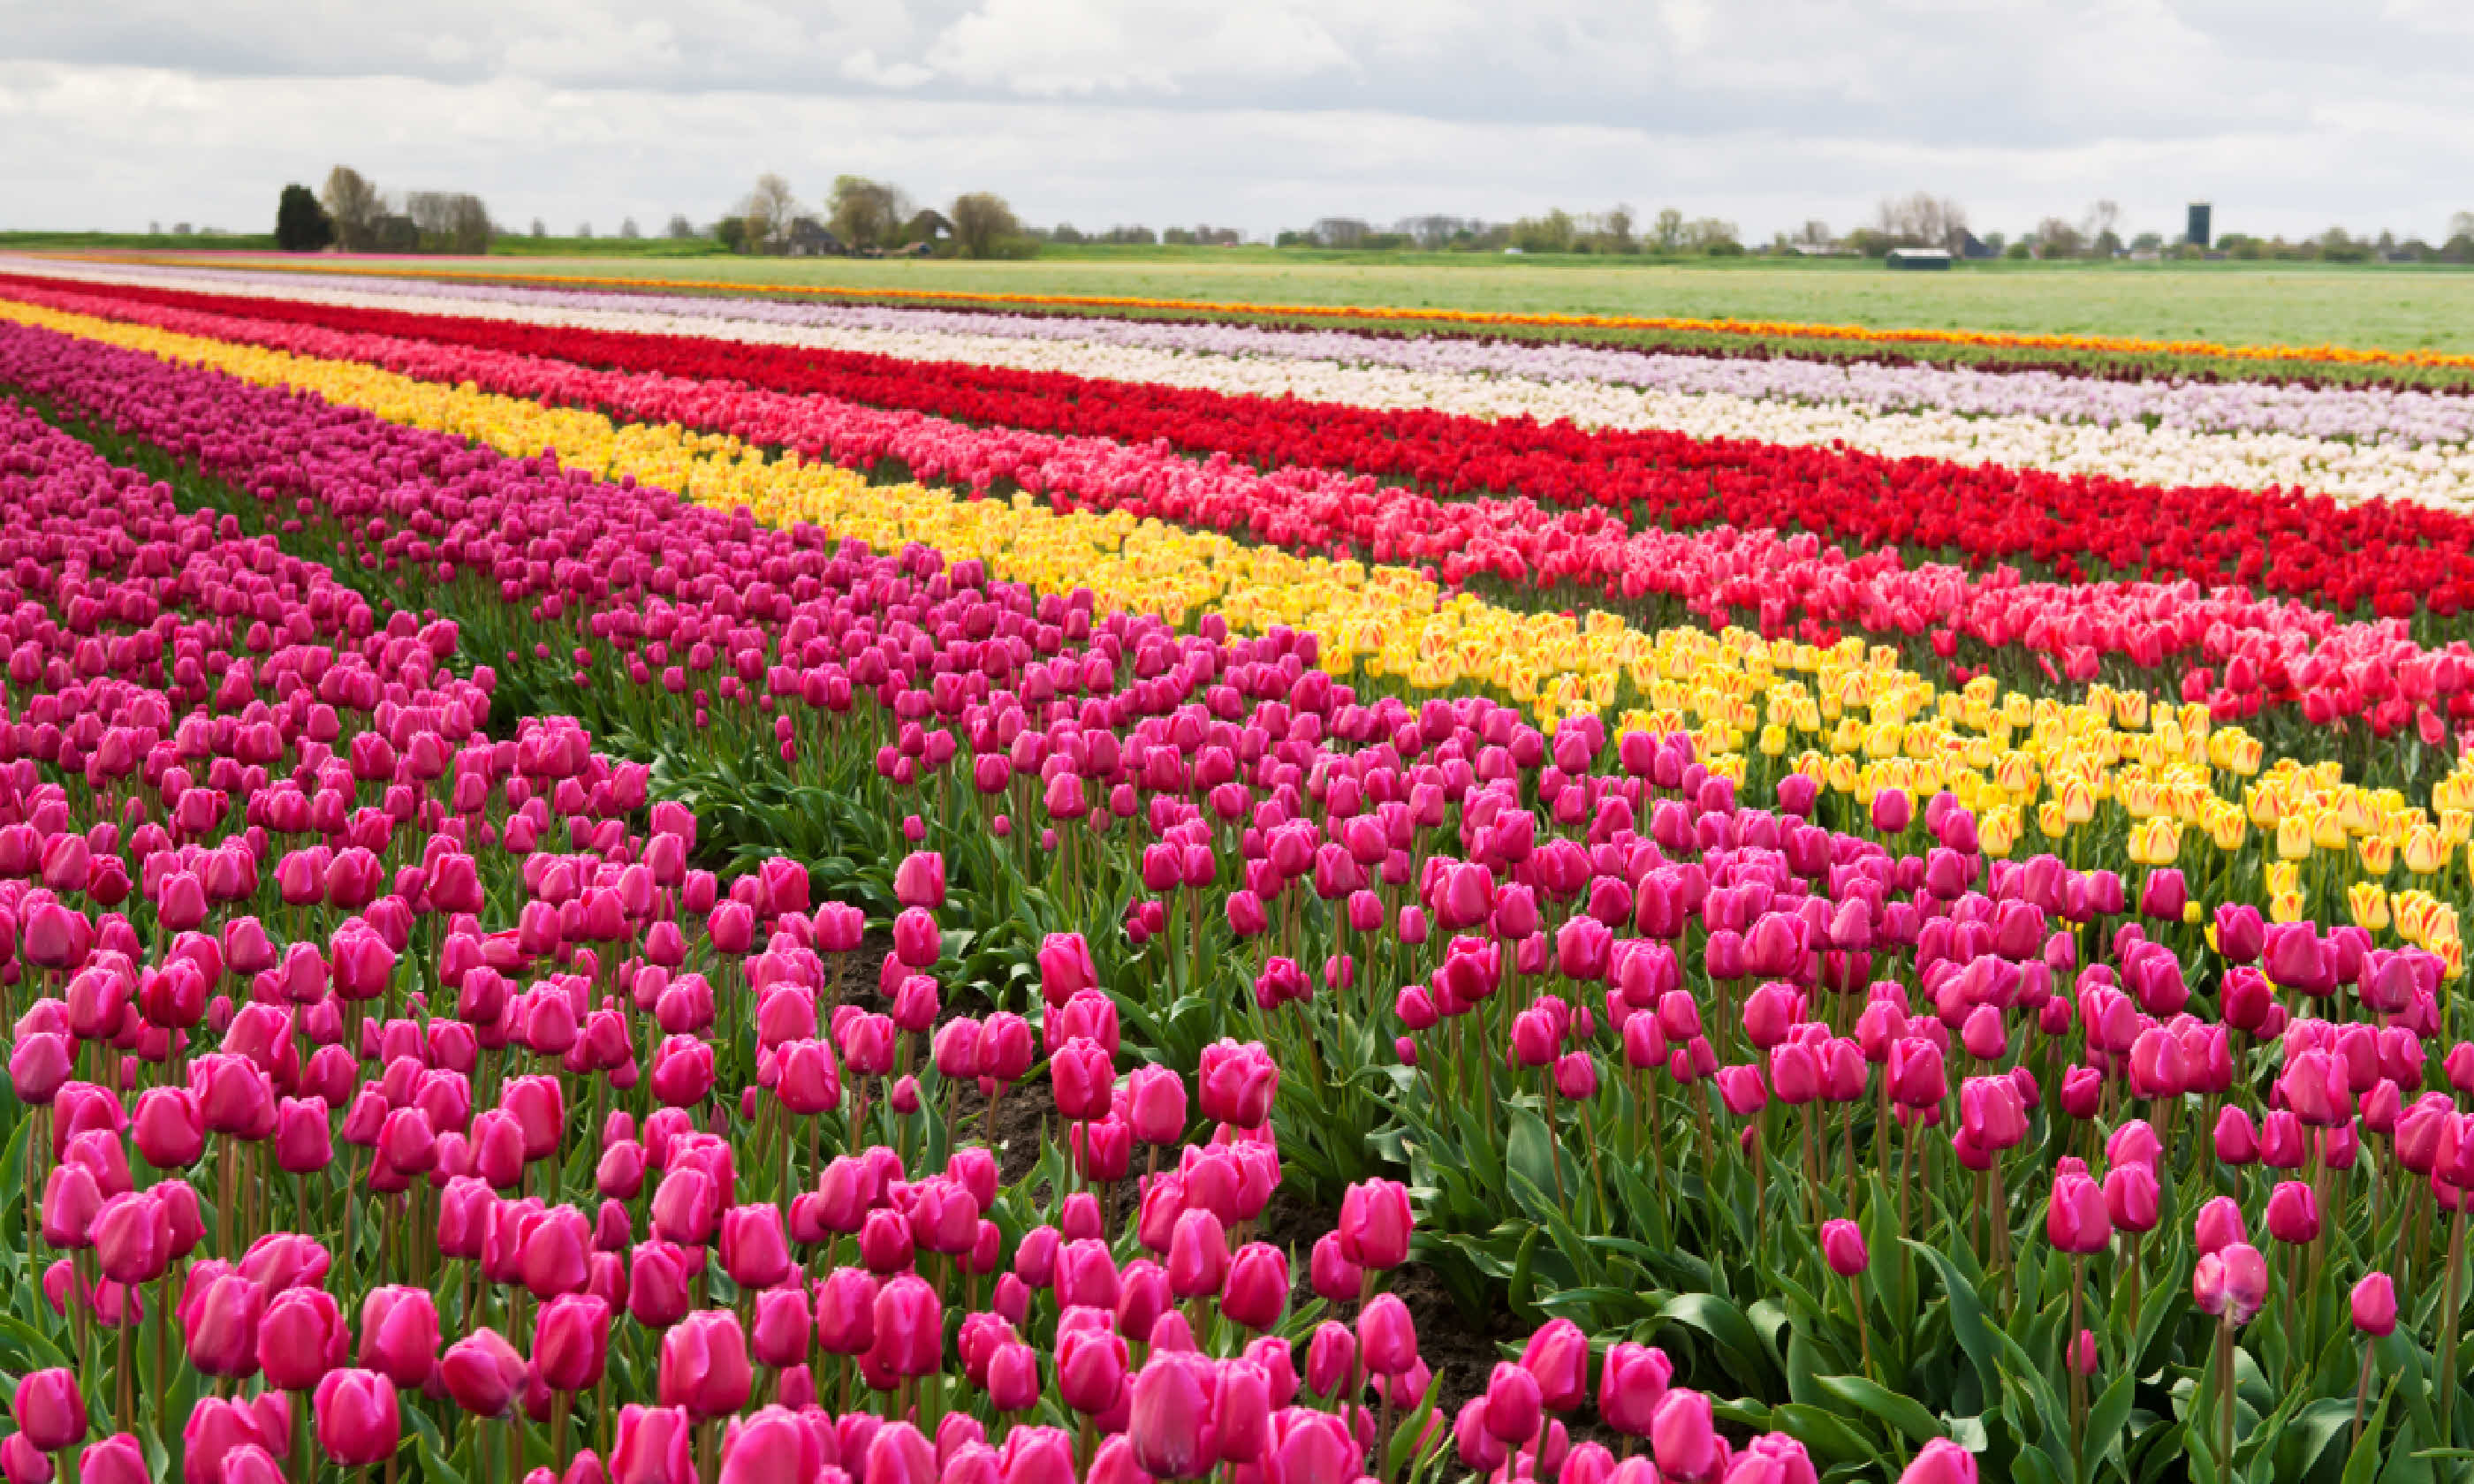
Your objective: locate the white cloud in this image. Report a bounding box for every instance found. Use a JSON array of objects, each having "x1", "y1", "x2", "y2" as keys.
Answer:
[
  {"x1": 922, "y1": 0, "x2": 1356, "y2": 95},
  {"x1": 2, "y1": 0, "x2": 2471, "y2": 240},
  {"x1": 840, "y1": 49, "x2": 937, "y2": 89}
]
